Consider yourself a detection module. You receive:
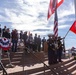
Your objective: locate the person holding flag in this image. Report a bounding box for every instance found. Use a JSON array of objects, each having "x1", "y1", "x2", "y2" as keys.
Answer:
[{"x1": 47, "y1": 0, "x2": 64, "y2": 65}]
